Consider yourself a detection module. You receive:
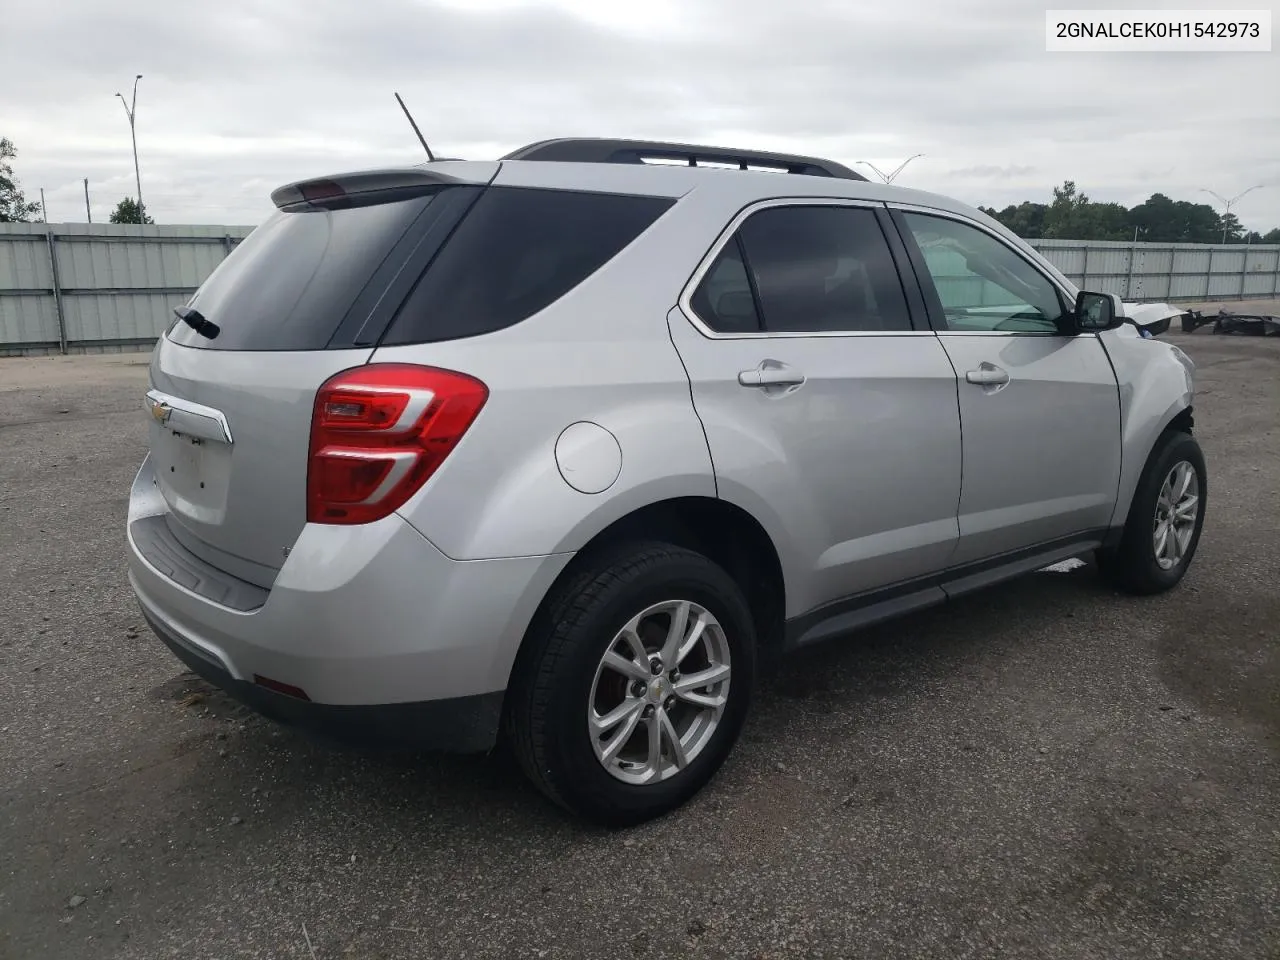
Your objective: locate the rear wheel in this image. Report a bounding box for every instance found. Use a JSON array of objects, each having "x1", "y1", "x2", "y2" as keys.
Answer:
[
  {"x1": 1098, "y1": 430, "x2": 1206, "y2": 594},
  {"x1": 506, "y1": 542, "x2": 756, "y2": 826}
]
